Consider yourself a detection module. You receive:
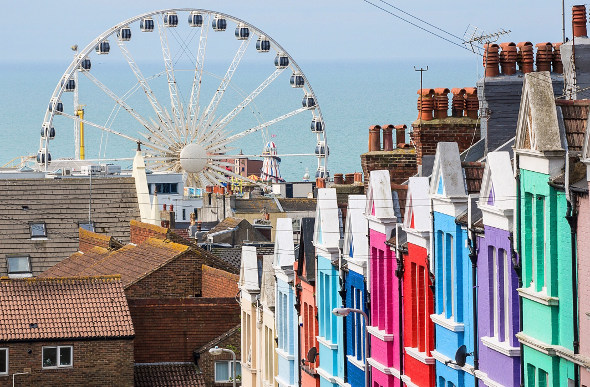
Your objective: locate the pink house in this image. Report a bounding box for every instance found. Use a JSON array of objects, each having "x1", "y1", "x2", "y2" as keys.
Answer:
[{"x1": 365, "y1": 170, "x2": 402, "y2": 387}]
